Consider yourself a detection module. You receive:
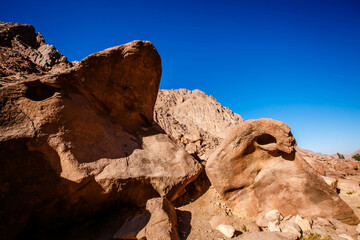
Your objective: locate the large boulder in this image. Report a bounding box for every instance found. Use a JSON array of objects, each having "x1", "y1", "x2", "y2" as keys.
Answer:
[
  {"x1": 206, "y1": 118, "x2": 359, "y2": 225},
  {"x1": 0, "y1": 37, "x2": 202, "y2": 238}
]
